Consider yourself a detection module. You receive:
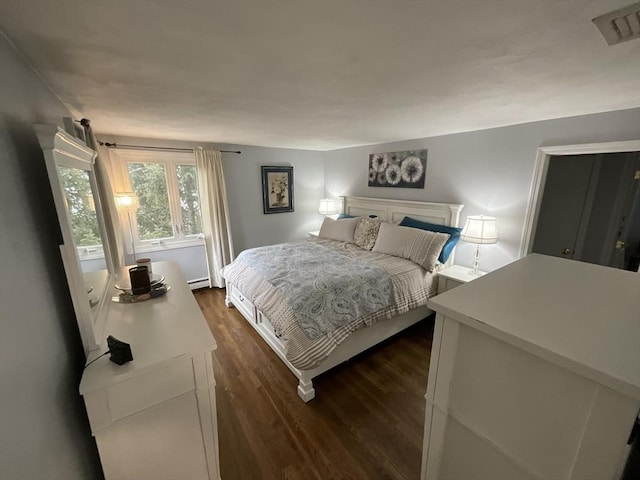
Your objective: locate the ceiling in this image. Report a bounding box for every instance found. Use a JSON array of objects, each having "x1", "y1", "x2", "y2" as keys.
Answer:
[{"x1": 1, "y1": 0, "x2": 639, "y2": 150}]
